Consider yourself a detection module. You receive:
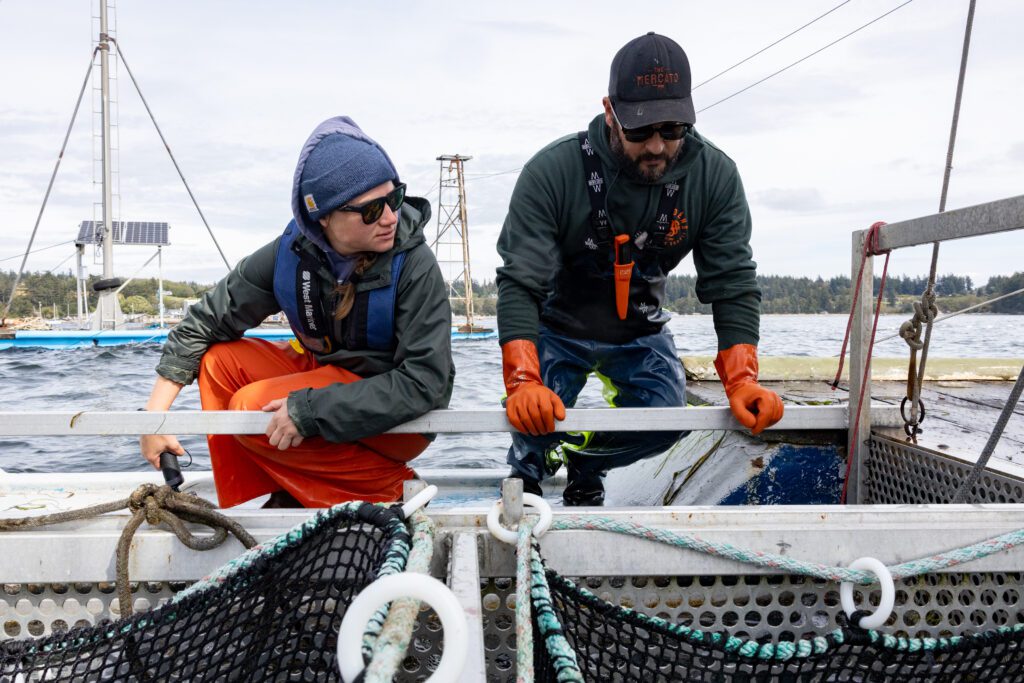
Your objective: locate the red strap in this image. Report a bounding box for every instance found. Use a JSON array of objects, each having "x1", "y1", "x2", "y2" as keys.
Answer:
[{"x1": 832, "y1": 222, "x2": 889, "y2": 389}]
